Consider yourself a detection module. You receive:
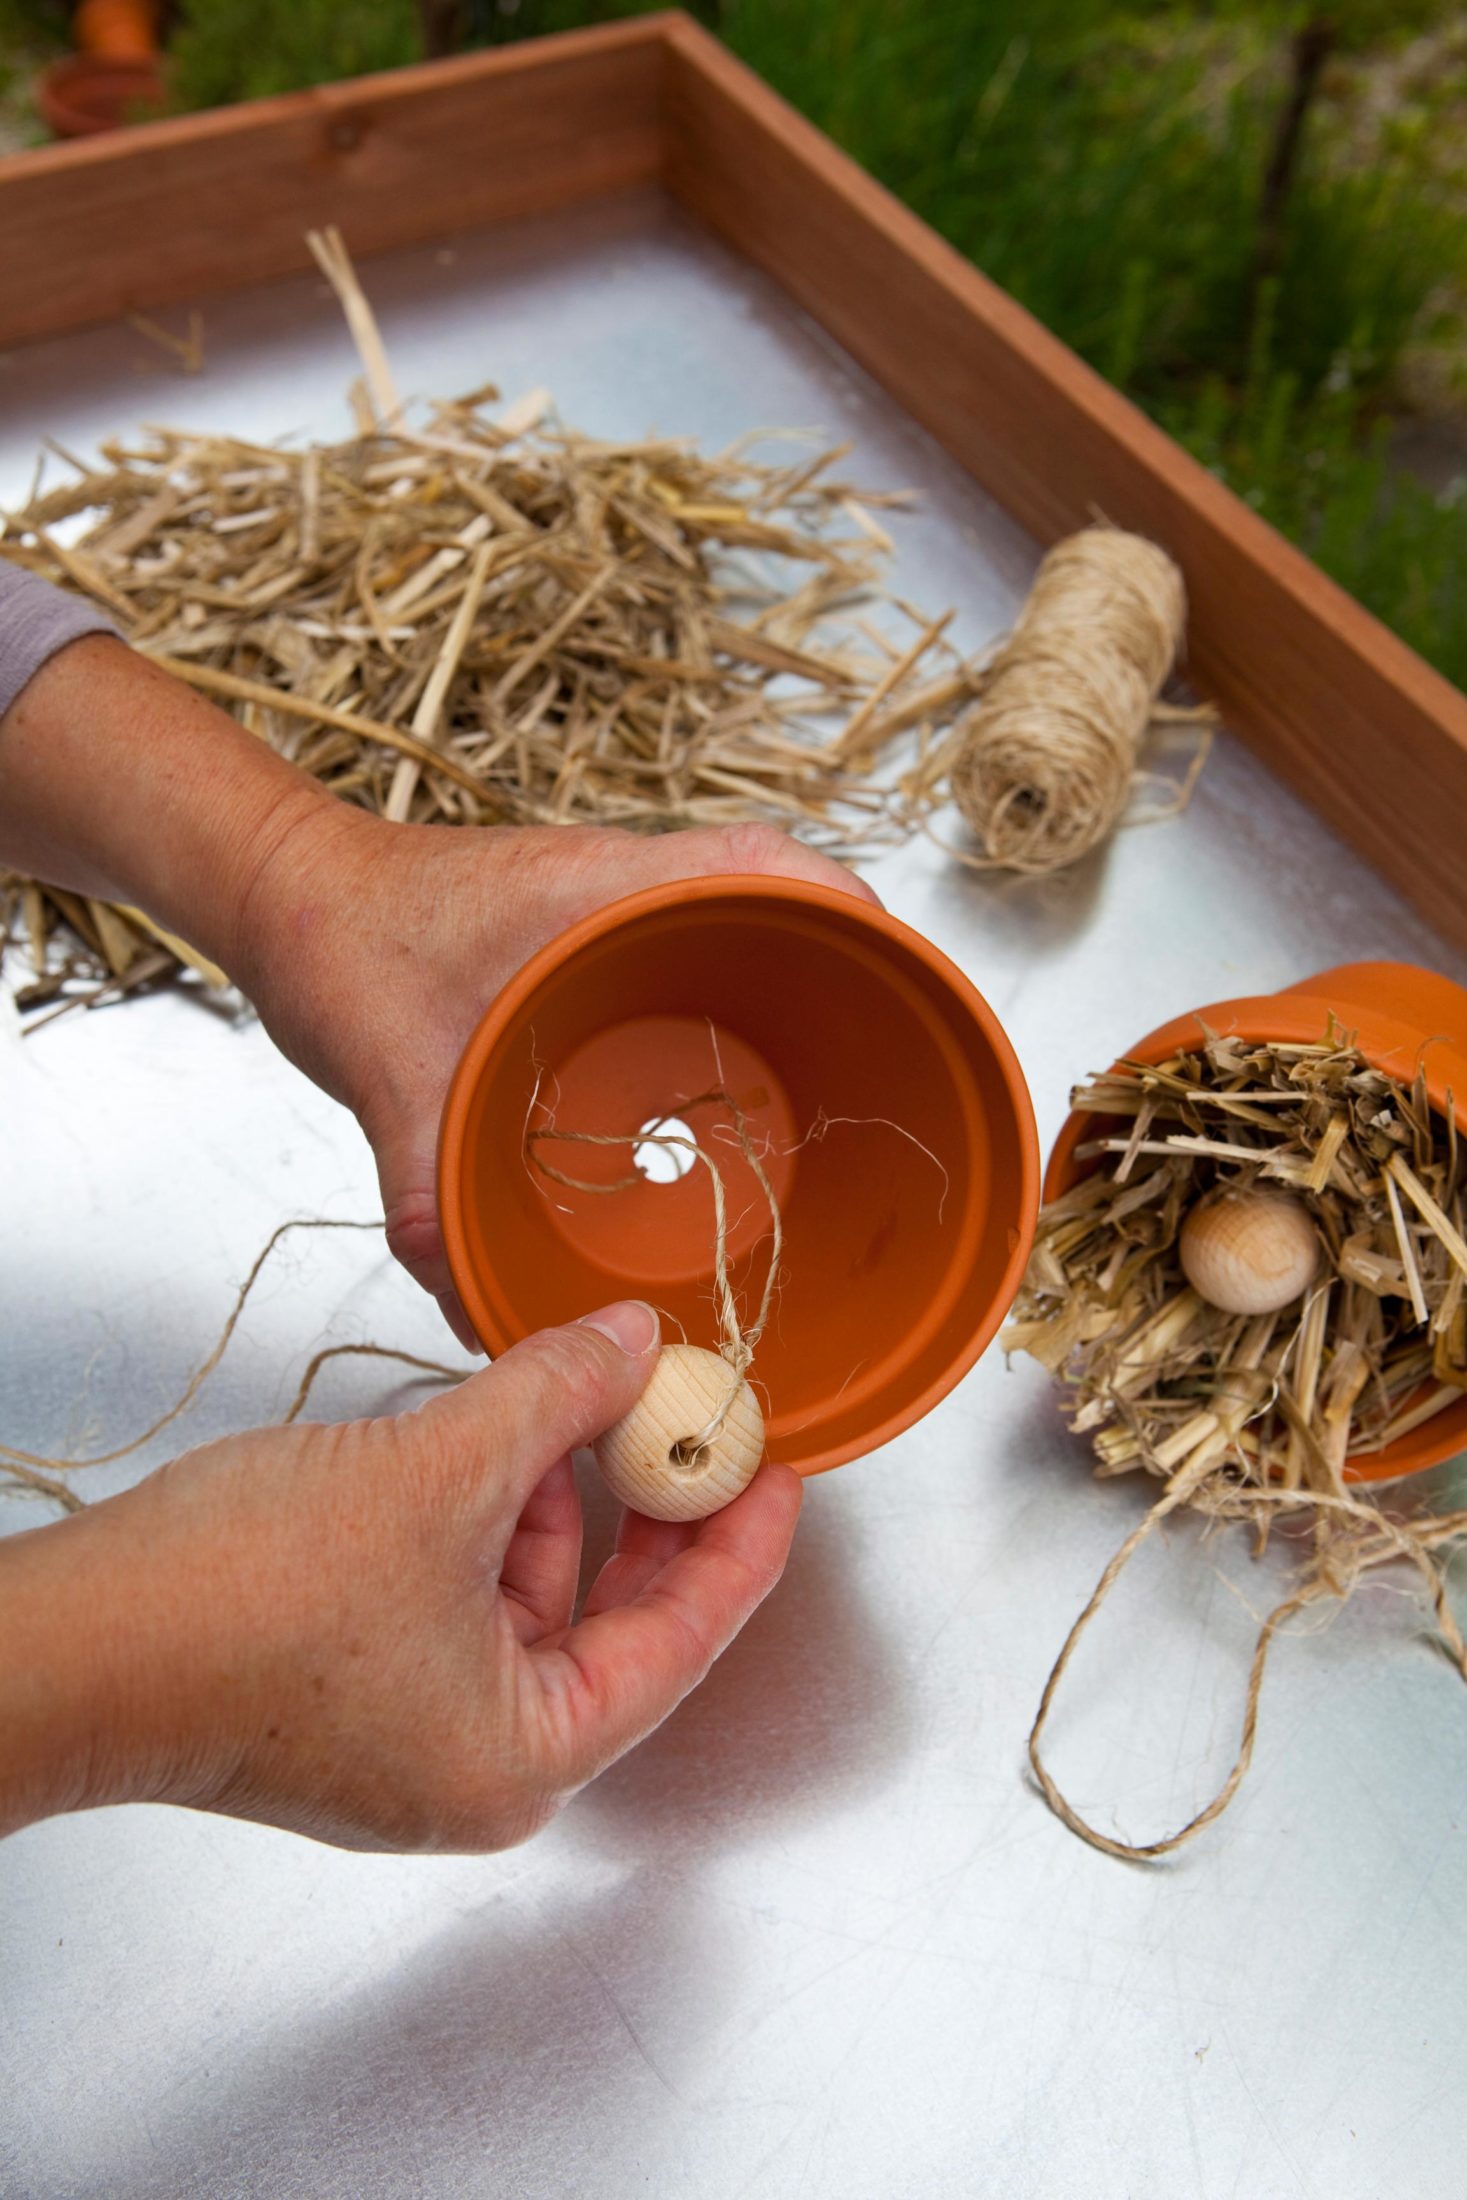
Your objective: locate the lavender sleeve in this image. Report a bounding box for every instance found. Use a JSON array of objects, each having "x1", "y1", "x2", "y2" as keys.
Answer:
[{"x1": 0, "y1": 559, "x2": 120, "y2": 720}]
